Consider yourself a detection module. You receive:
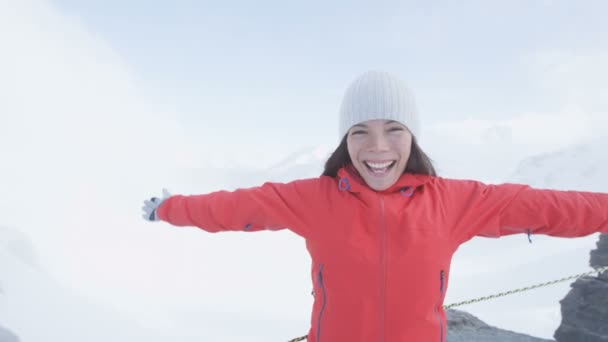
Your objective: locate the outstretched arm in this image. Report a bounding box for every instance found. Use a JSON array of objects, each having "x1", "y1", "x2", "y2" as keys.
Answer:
[
  {"x1": 155, "y1": 177, "x2": 332, "y2": 239},
  {"x1": 443, "y1": 178, "x2": 608, "y2": 244}
]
